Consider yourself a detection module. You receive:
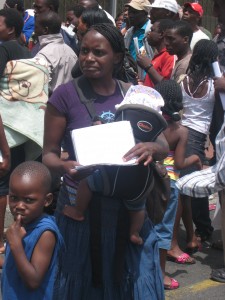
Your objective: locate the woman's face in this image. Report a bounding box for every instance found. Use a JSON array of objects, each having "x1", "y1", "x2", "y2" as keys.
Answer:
[
  {"x1": 76, "y1": 17, "x2": 88, "y2": 42},
  {"x1": 79, "y1": 30, "x2": 120, "y2": 79}
]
